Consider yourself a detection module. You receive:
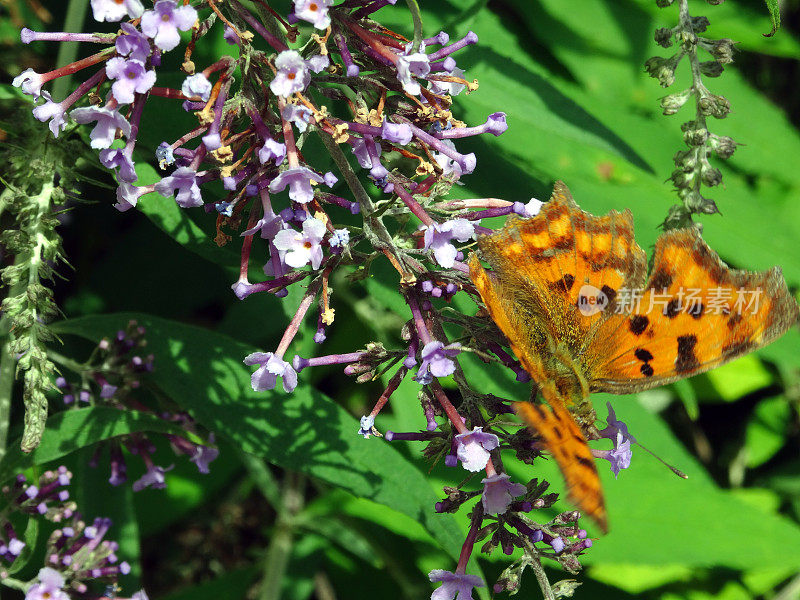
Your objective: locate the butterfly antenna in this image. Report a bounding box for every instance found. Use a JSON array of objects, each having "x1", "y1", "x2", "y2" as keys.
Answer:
[{"x1": 633, "y1": 440, "x2": 689, "y2": 479}]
